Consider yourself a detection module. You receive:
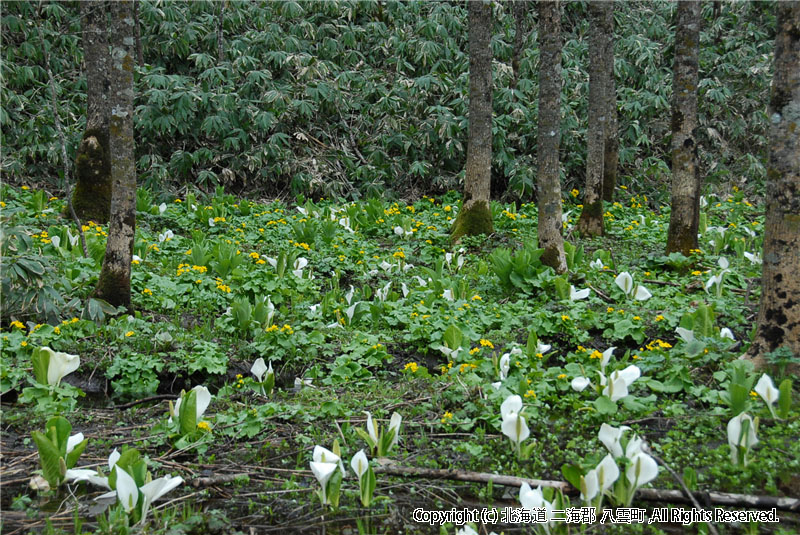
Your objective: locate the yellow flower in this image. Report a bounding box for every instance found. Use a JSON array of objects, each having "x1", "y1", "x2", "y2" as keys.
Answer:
[
  {"x1": 749, "y1": 390, "x2": 758, "y2": 399},
  {"x1": 197, "y1": 421, "x2": 212, "y2": 432},
  {"x1": 558, "y1": 374, "x2": 567, "y2": 379},
  {"x1": 125, "y1": 331, "x2": 134, "y2": 337},
  {"x1": 21, "y1": 185, "x2": 29, "y2": 190},
  {"x1": 633, "y1": 316, "x2": 641, "y2": 321},
  {"x1": 479, "y1": 339, "x2": 494, "y2": 349},
  {"x1": 393, "y1": 250, "x2": 405, "y2": 259},
  {"x1": 655, "y1": 315, "x2": 665, "y2": 322},
  {"x1": 692, "y1": 270, "x2": 702, "y2": 276},
  {"x1": 607, "y1": 307, "x2": 615, "y2": 313},
  {"x1": 280, "y1": 324, "x2": 294, "y2": 334},
  {"x1": 570, "y1": 189, "x2": 579, "y2": 197},
  {"x1": 444, "y1": 205, "x2": 452, "y2": 212},
  {"x1": 441, "y1": 411, "x2": 453, "y2": 423},
  {"x1": 524, "y1": 389, "x2": 536, "y2": 398},
  {"x1": 10, "y1": 320, "x2": 24, "y2": 329},
  {"x1": 142, "y1": 288, "x2": 153, "y2": 296},
  {"x1": 53, "y1": 326, "x2": 61, "y2": 335},
  {"x1": 469, "y1": 347, "x2": 480, "y2": 355},
  {"x1": 21, "y1": 341, "x2": 28, "y2": 347},
  {"x1": 561, "y1": 315, "x2": 570, "y2": 321},
  {"x1": 404, "y1": 362, "x2": 419, "y2": 373}
]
